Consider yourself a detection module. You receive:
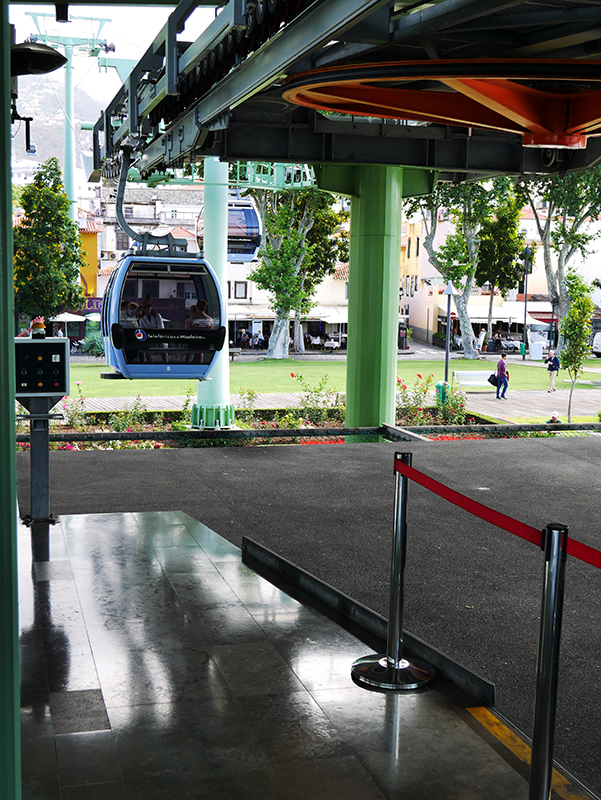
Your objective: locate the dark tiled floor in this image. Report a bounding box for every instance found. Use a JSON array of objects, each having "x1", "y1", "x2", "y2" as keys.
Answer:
[{"x1": 19, "y1": 511, "x2": 541, "y2": 799}]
